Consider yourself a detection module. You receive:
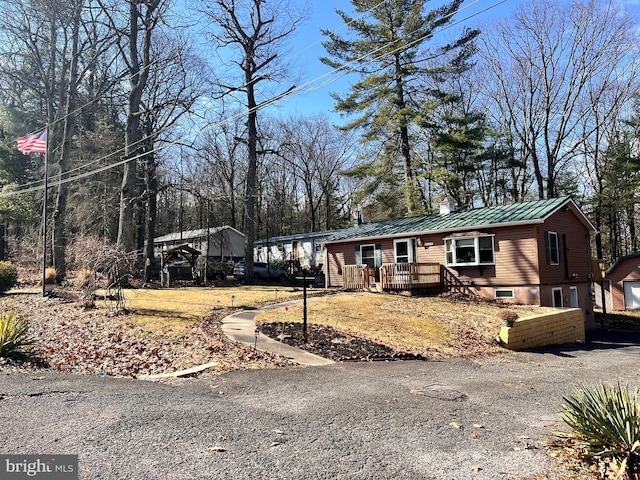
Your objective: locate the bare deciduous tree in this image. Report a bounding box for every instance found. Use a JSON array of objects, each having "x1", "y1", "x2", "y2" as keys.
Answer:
[
  {"x1": 199, "y1": 0, "x2": 303, "y2": 283},
  {"x1": 113, "y1": 0, "x2": 165, "y2": 253},
  {"x1": 278, "y1": 114, "x2": 354, "y2": 232},
  {"x1": 480, "y1": 0, "x2": 640, "y2": 199}
]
